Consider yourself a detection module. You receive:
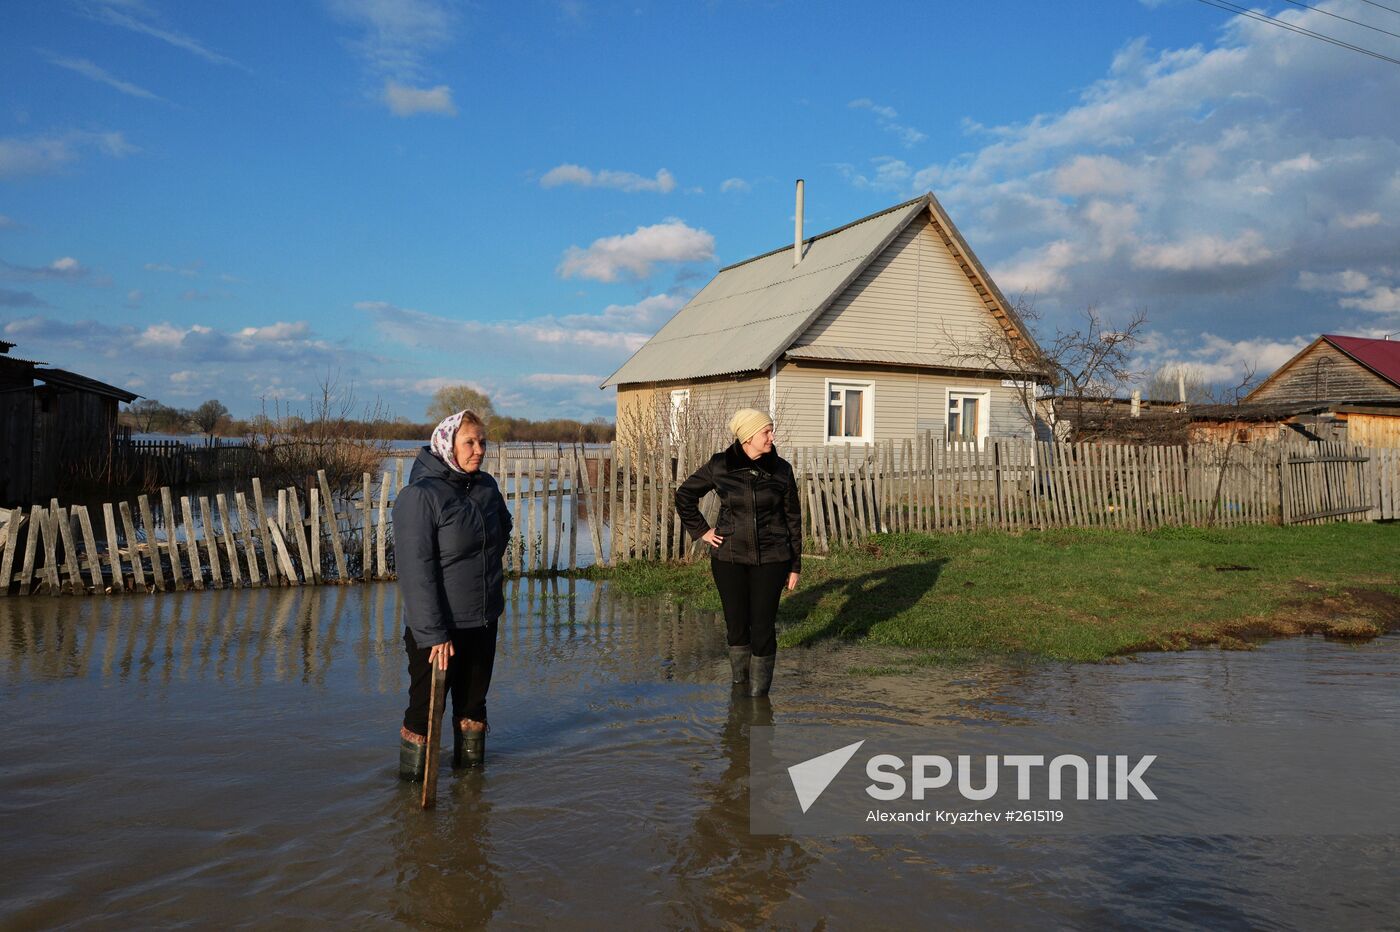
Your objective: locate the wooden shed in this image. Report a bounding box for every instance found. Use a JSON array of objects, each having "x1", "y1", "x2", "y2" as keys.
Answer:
[
  {"x1": 1247, "y1": 334, "x2": 1400, "y2": 405},
  {"x1": 602, "y1": 191, "x2": 1049, "y2": 450},
  {"x1": 1187, "y1": 399, "x2": 1400, "y2": 446},
  {"x1": 0, "y1": 342, "x2": 139, "y2": 506}
]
